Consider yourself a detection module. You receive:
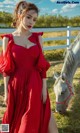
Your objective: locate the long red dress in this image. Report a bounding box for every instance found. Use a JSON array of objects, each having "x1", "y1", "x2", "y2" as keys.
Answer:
[{"x1": 0, "y1": 32, "x2": 51, "y2": 133}]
